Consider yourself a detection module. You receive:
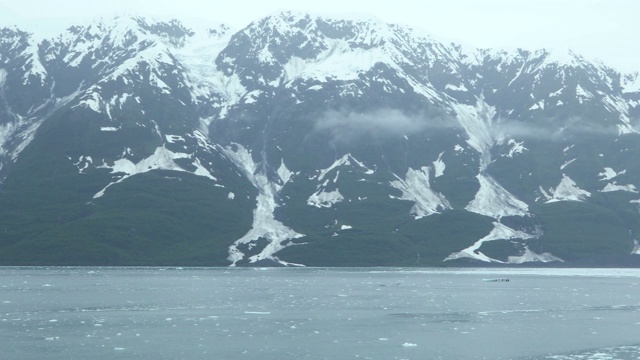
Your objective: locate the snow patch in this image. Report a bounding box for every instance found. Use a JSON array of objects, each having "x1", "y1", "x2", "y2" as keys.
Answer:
[
  {"x1": 223, "y1": 144, "x2": 304, "y2": 267},
  {"x1": 504, "y1": 139, "x2": 526, "y2": 158},
  {"x1": 432, "y1": 152, "x2": 445, "y2": 178},
  {"x1": 73, "y1": 156, "x2": 93, "y2": 174},
  {"x1": 316, "y1": 153, "x2": 374, "y2": 181},
  {"x1": 617, "y1": 124, "x2": 638, "y2": 135},
  {"x1": 599, "y1": 167, "x2": 626, "y2": 181},
  {"x1": 622, "y1": 74, "x2": 640, "y2": 94},
  {"x1": 601, "y1": 182, "x2": 638, "y2": 193},
  {"x1": 277, "y1": 159, "x2": 295, "y2": 185},
  {"x1": 544, "y1": 174, "x2": 591, "y2": 203},
  {"x1": 576, "y1": 84, "x2": 592, "y2": 99},
  {"x1": 445, "y1": 83, "x2": 468, "y2": 92},
  {"x1": 528, "y1": 101, "x2": 544, "y2": 111},
  {"x1": 452, "y1": 100, "x2": 497, "y2": 170},
  {"x1": 165, "y1": 135, "x2": 185, "y2": 143},
  {"x1": 466, "y1": 174, "x2": 529, "y2": 218},
  {"x1": 1, "y1": 86, "x2": 80, "y2": 161},
  {"x1": 507, "y1": 247, "x2": 564, "y2": 264},
  {"x1": 100, "y1": 127, "x2": 119, "y2": 132},
  {"x1": 243, "y1": 90, "x2": 262, "y2": 104},
  {"x1": 191, "y1": 158, "x2": 217, "y2": 181},
  {"x1": 453, "y1": 97, "x2": 528, "y2": 227},
  {"x1": 444, "y1": 222, "x2": 536, "y2": 263},
  {"x1": 632, "y1": 240, "x2": 640, "y2": 255},
  {"x1": 307, "y1": 189, "x2": 344, "y2": 208},
  {"x1": 22, "y1": 42, "x2": 48, "y2": 85},
  {"x1": 93, "y1": 146, "x2": 190, "y2": 198},
  {"x1": 281, "y1": 39, "x2": 385, "y2": 83},
  {"x1": 173, "y1": 28, "x2": 245, "y2": 108},
  {"x1": 390, "y1": 166, "x2": 451, "y2": 219},
  {"x1": 76, "y1": 91, "x2": 103, "y2": 113}
]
